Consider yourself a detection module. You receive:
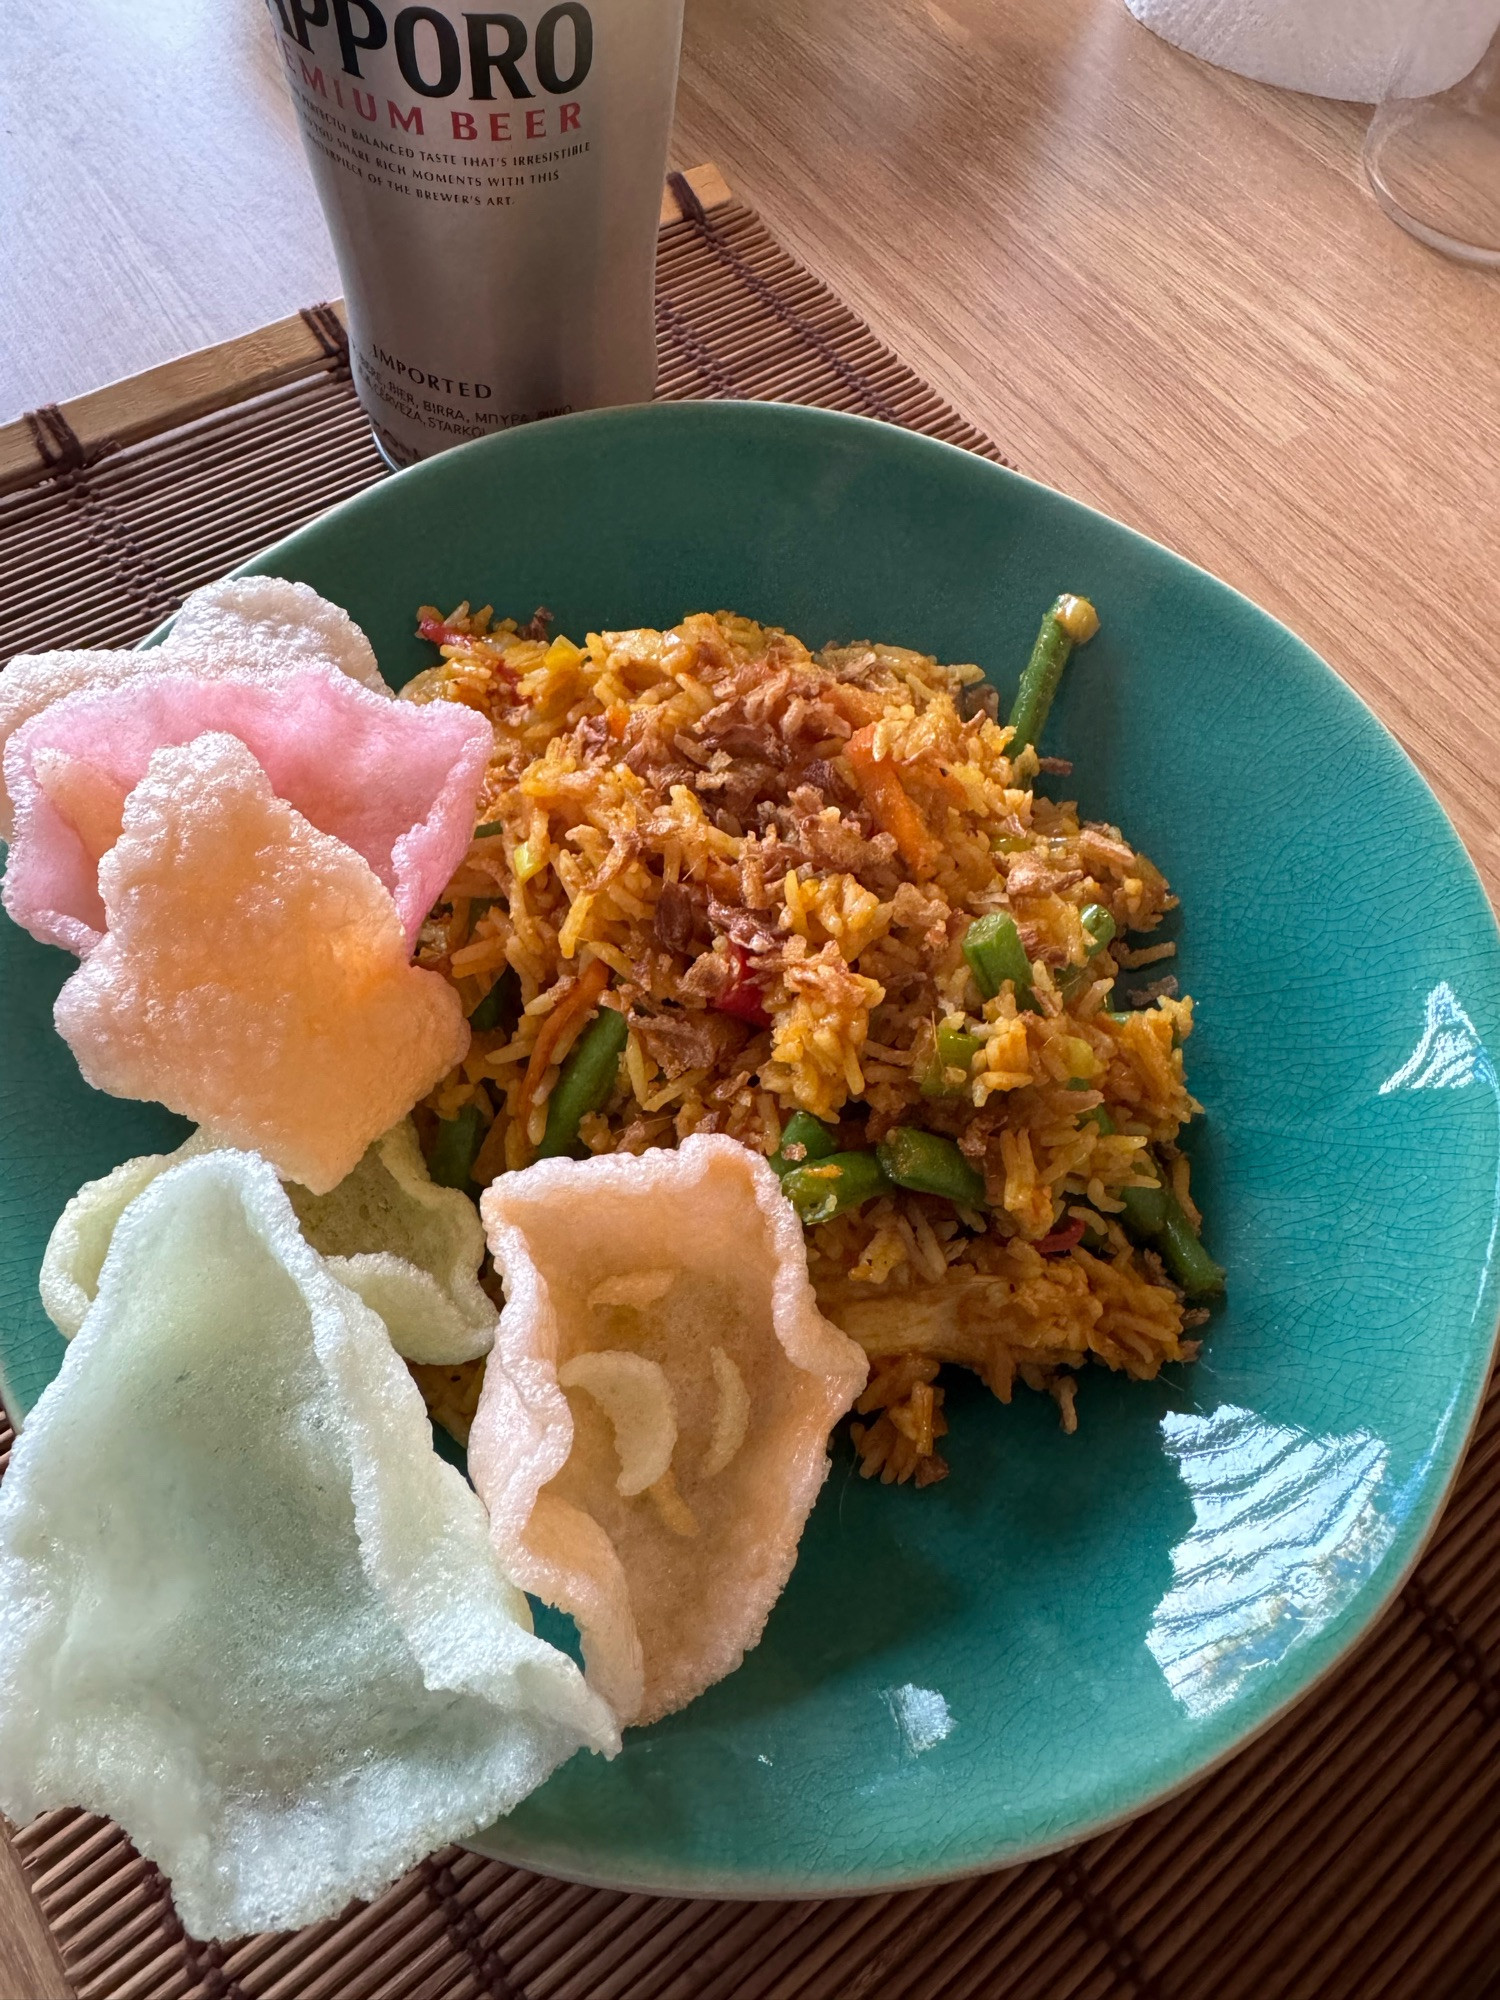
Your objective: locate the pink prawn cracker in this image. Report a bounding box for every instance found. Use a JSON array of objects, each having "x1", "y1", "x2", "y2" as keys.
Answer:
[
  {"x1": 0, "y1": 575, "x2": 389, "y2": 840},
  {"x1": 3, "y1": 668, "x2": 490, "y2": 957}
]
